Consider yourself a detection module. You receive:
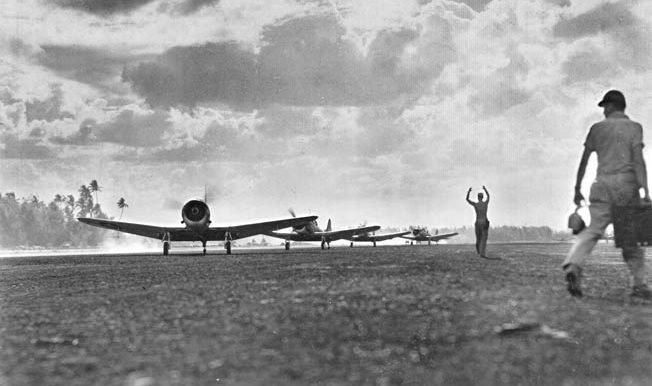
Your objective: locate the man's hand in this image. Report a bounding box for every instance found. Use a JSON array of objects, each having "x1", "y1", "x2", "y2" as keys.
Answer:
[{"x1": 573, "y1": 188, "x2": 585, "y2": 206}]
